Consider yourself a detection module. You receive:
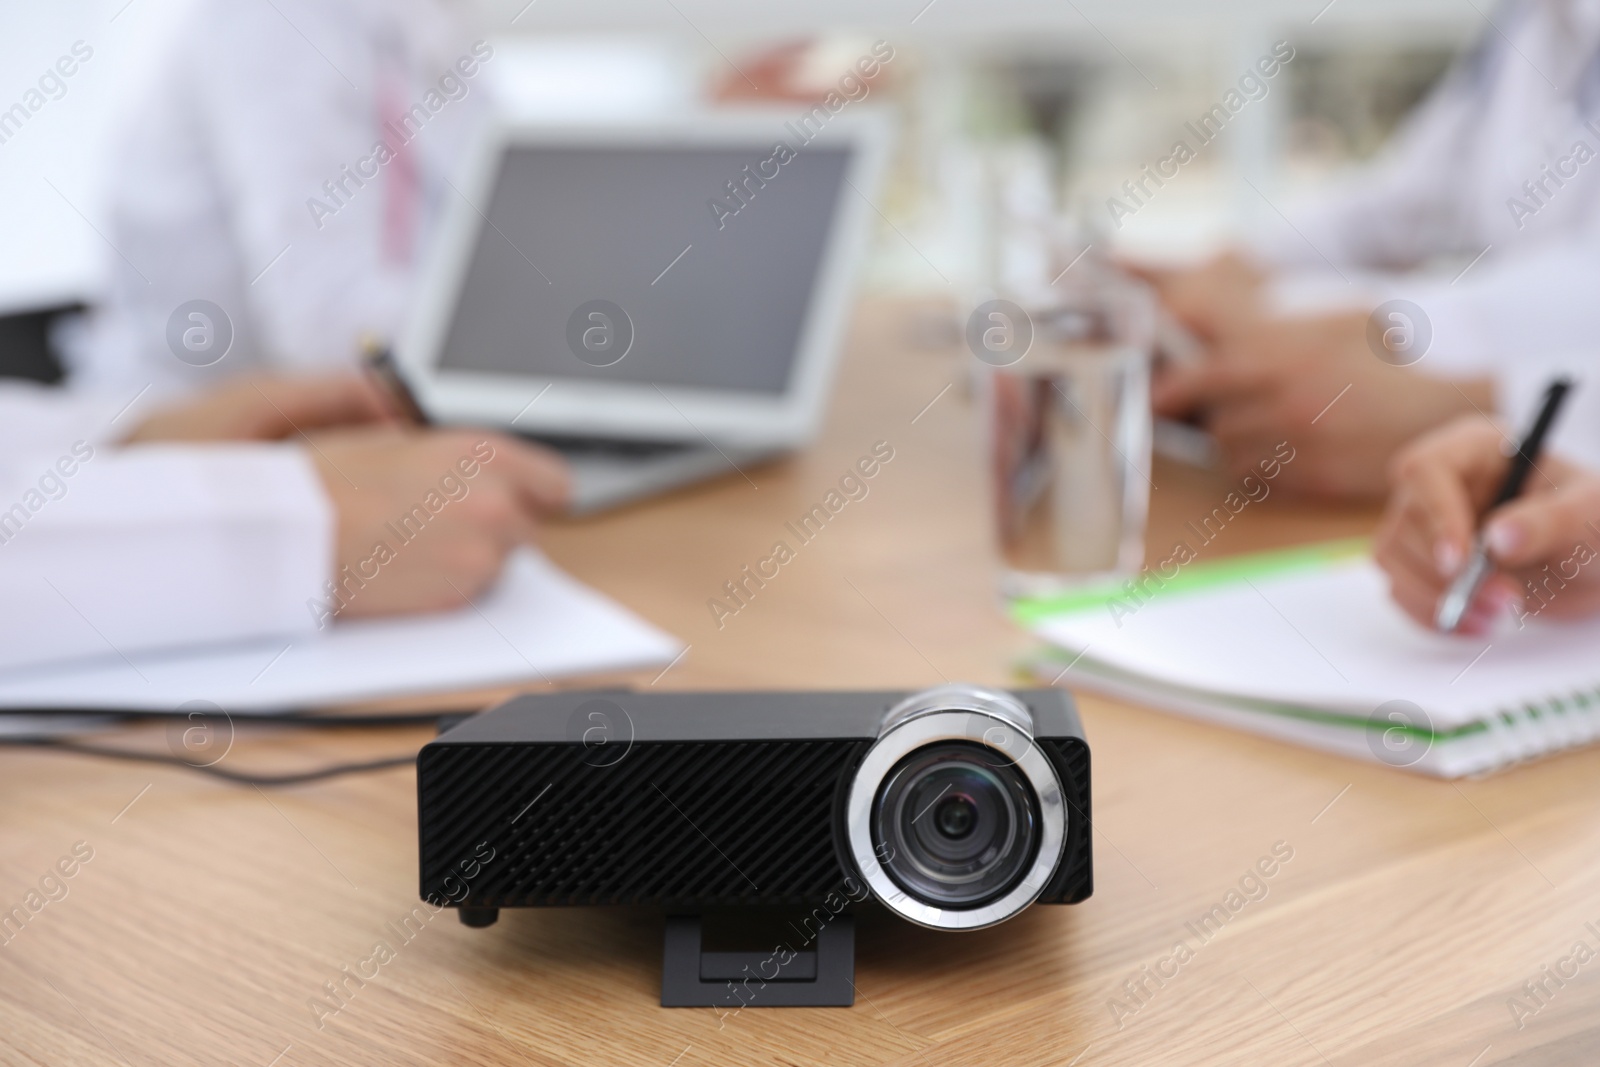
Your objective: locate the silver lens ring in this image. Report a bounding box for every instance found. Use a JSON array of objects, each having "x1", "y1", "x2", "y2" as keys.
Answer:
[{"x1": 847, "y1": 686, "x2": 1066, "y2": 930}]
